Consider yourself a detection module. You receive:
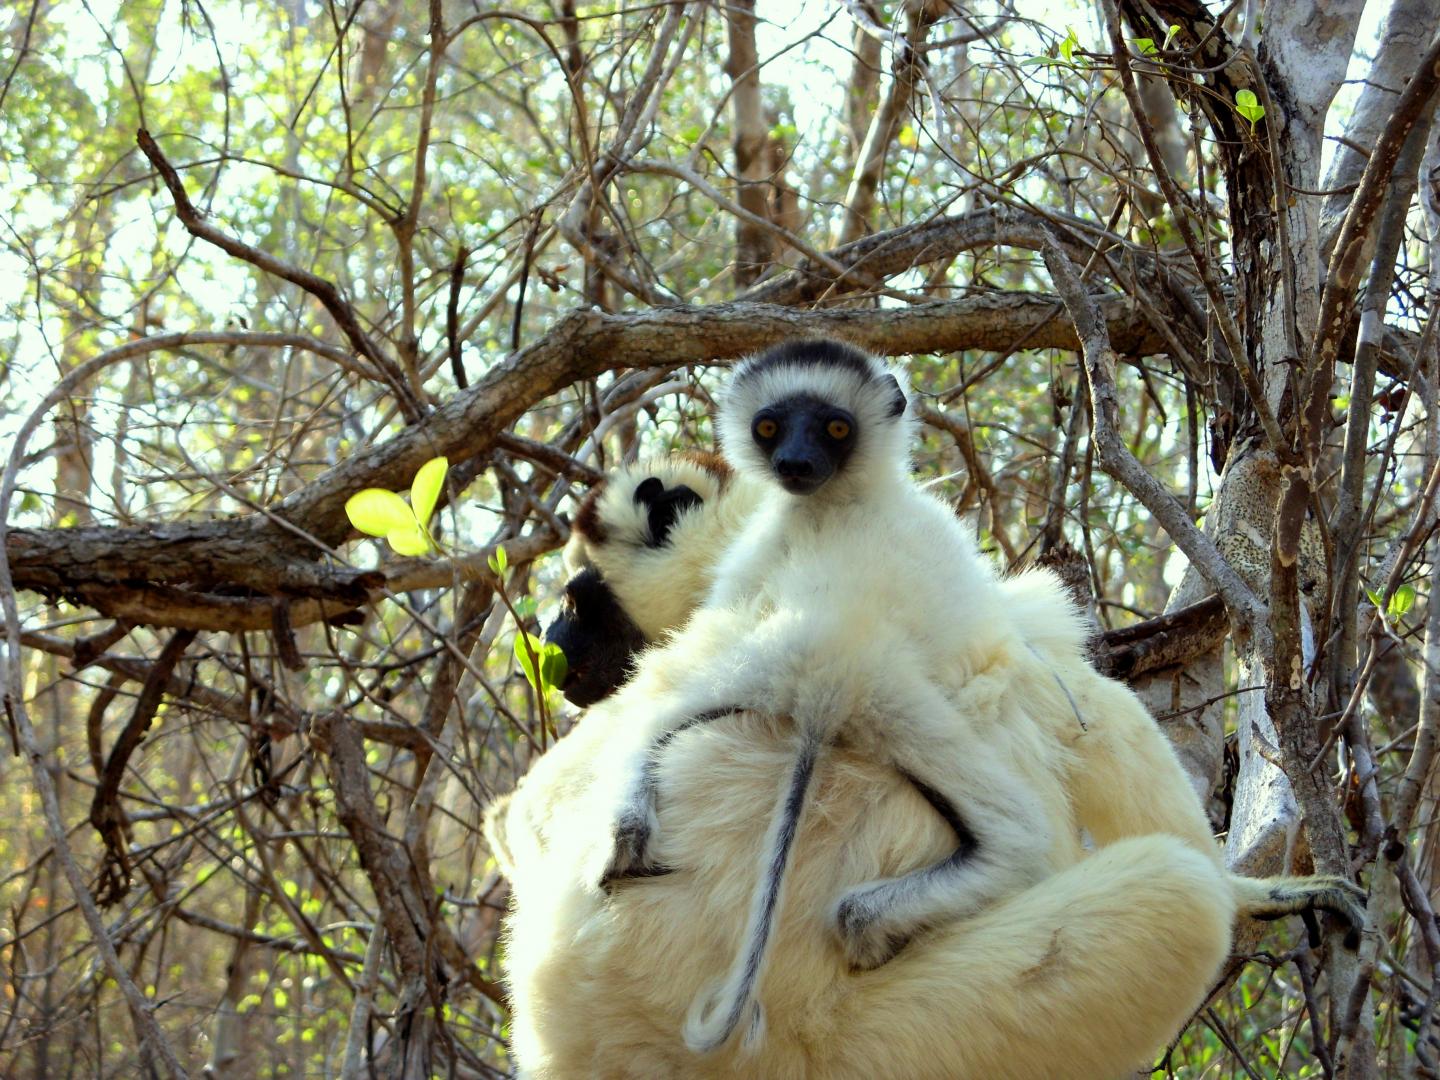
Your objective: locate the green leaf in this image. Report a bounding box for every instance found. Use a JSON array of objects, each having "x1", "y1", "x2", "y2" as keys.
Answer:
[
  {"x1": 347, "y1": 489, "x2": 418, "y2": 538},
  {"x1": 488, "y1": 544, "x2": 508, "y2": 576},
  {"x1": 1235, "y1": 88, "x2": 1265, "y2": 130},
  {"x1": 1366, "y1": 587, "x2": 1384, "y2": 609},
  {"x1": 1390, "y1": 584, "x2": 1416, "y2": 617},
  {"x1": 1059, "y1": 27, "x2": 1078, "y2": 62},
  {"x1": 386, "y1": 522, "x2": 432, "y2": 556},
  {"x1": 410, "y1": 456, "x2": 448, "y2": 526},
  {"x1": 1163, "y1": 24, "x2": 1181, "y2": 48},
  {"x1": 539, "y1": 643, "x2": 568, "y2": 693},
  {"x1": 514, "y1": 632, "x2": 542, "y2": 688},
  {"x1": 1133, "y1": 37, "x2": 1158, "y2": 56},
  {"x1": 514, "y1": 633, "x2": 569, "y2": 694}
]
